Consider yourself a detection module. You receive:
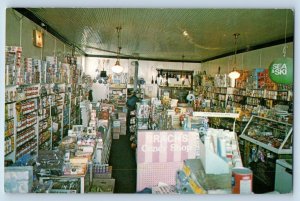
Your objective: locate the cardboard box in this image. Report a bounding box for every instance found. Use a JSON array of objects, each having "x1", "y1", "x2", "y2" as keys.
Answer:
[
  {"x1": 93, "y1": 166, "x2": 112, "y2": 179},
  {"x1": 113, "y1": 127, "x2": 121, "y2": 133},
  {"x1": 118, "y1": 112, "x2": 127, "y2": 120},
  {"x1": 90, "y1": 178, "x2": 115, "y2": 193},
  {"x1": 113, "y1": 133, "x2": 120, "y2": 139},
  {"x1": 120, "y1": 126, "x2": 126, "y2": 135},
  {"x1": 184, "y1": 159, "x2": 231, "y2": 190},
  {"x1": 113, "y1": 120, "x2": 120, "y2": 127}
]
